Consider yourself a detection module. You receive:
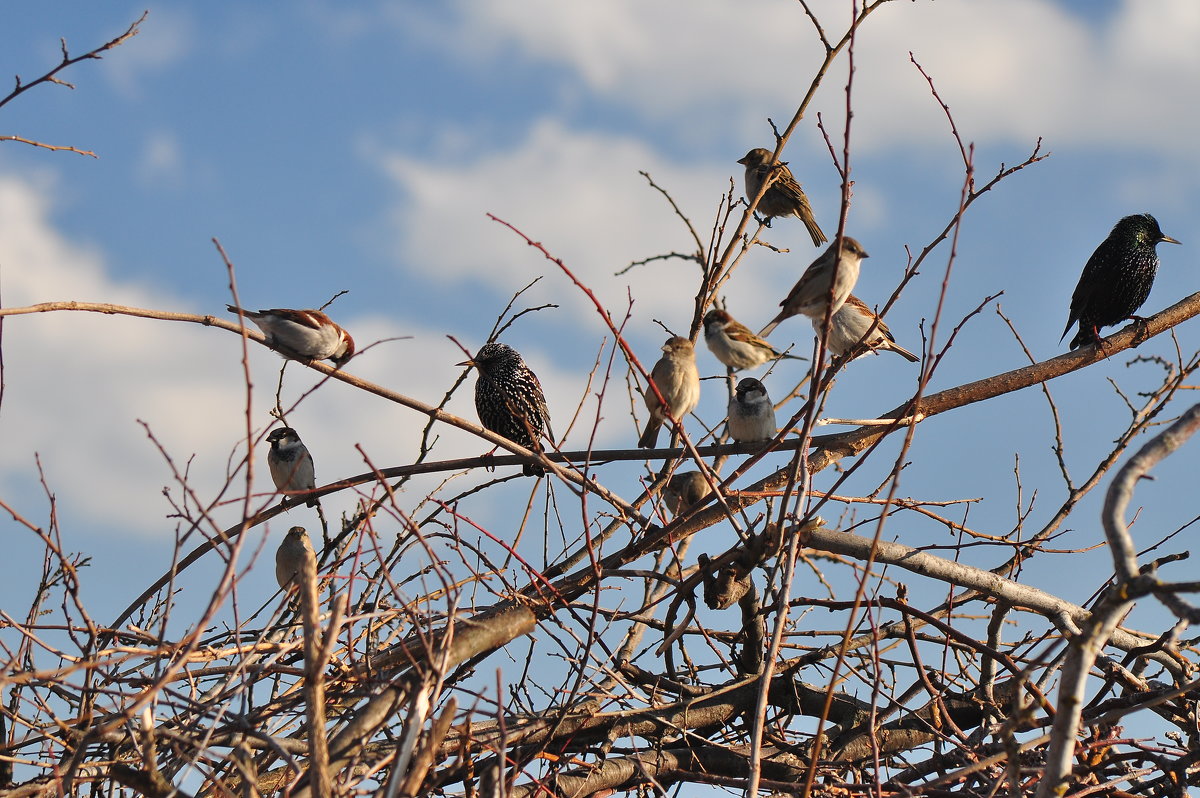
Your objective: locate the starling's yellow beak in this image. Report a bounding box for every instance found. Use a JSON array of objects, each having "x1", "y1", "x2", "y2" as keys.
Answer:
[
  {"x1": 1162, "y1": 234, "x2": 1182, "y2": 245},
  {"x1": 457, "y1": 358, "x2": 476, "y2": 368}
]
